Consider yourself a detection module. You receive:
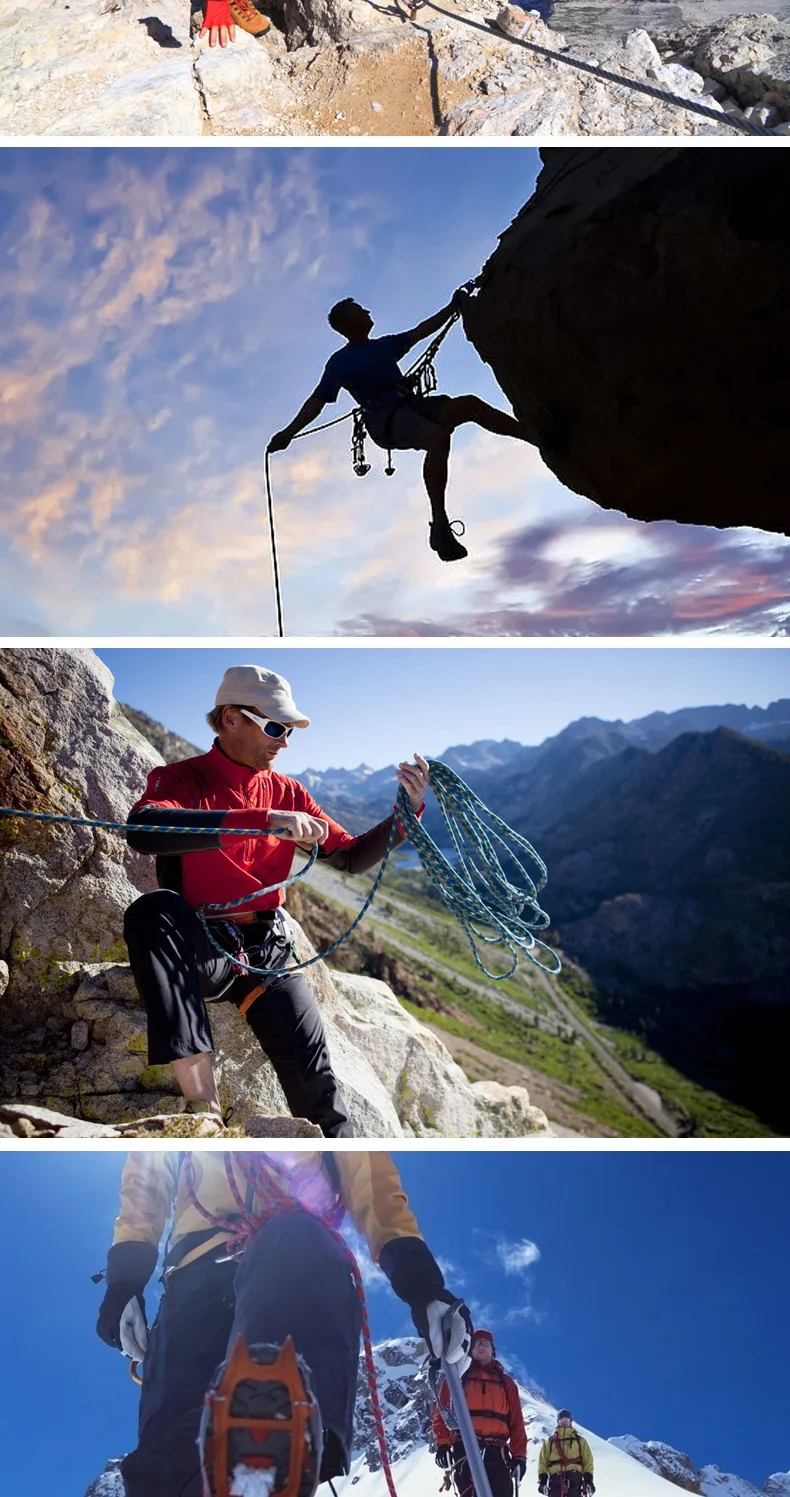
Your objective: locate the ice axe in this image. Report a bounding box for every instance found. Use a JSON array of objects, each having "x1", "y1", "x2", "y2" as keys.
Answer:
[{"x1": 440, "y1": 1304, "x2": 495, "y2": 1497}]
